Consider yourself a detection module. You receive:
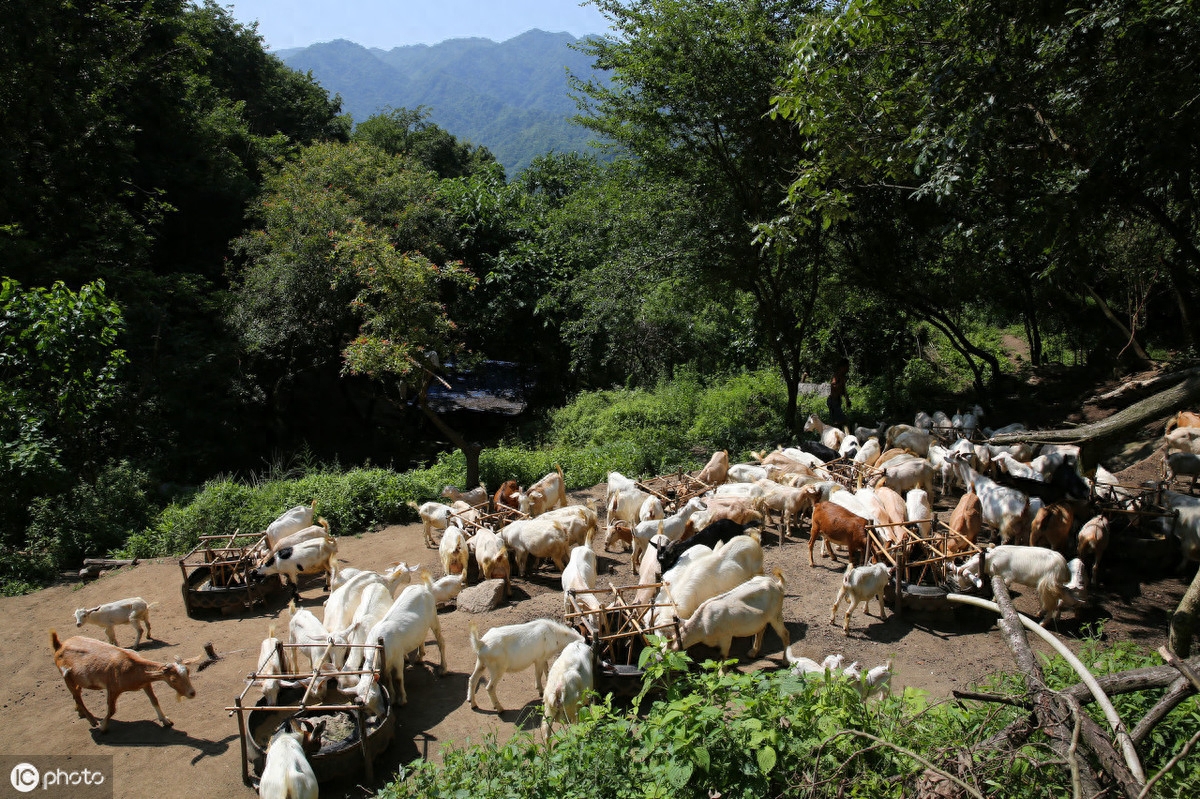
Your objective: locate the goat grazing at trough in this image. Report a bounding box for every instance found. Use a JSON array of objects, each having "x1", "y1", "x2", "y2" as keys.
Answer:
[
  {"x1": 254, "y1": 536, "x2": 337, "y2": 598},
  {"x1": 603, "y1": 519, "x2": 633, "y2": 553},
  {"x1": 638, "y1": 495, "x2": 665, "y2": 523},
  {"x1": 440, "y1": 524, "x2": 471, "y2": 578},
  {"x1": 633, "y1": 497, "x2": 706, "y2": 568},
  {"x1": 353, "y1": 580, "x2": 446, "y2": 709},
  {"x1": 674, "y1": 570, "x2": 789, "y2": 664},
  {"x1": 442, "y1": 483, "x2": 489, "y2": 509},
  {"x1": 519, "y1": 465, "x2": 567, "y2": 517},
  {"x1": 341, "y1": 582, "x2": 393, "y2": 675},
  {"x1": 1029, "y1": 501, "x2": 1075, "y2": 553},
  {"x1": 429, "y1": 574, "x2": 466, "y2": 606},
  {"x1": 501, "y1": 517, "x2": 573, "y2": 575},
  {"x1": 74, "y1": 597, "x2": 155, "y2": 650},
  {"x1": 949, "y1": 453, "x2": 1030, "y2": 545},
  {"x1": 1076, "y1": 516, "x2": 1109, "y2": 586},
  {"x1": 884, "y1": 424, "x2": 933, "y2": 457},
  {"x1": 656, "y1": 518, "x2": 757, "y2": 573},
  {"x1": 662, "y1": 535, "x2": 764, "y2": 621},
  {"x1": 875, "y1": 457, "x2": 935, "y2": 498},
  {"x1": 838, "y1": 435, "x2": 861, "y2": 459},
  {"x1": 727, "y1": 462, "x2": 771, "y2": 483},
  {"x1": 50, "y1": 631, "x2": 201, "y2": 732},
  {"x1": 752, "y1": 482, "x2": 822, "y2": 540},
  {"x1": 252, "y1": 625, "x2": 287, "y2": 706},
  {"x1": 472, "y1": 526, "x2": 511, "y2": 588},
  {"x1": 691, "y1": 496, "x2": 764, "y2": 531},
  {"x1": 493, "y1": 480, "x2": 523, "y2": 520},
  {"x1": 264, "y1": 501, "x2": 317, "y2": 550},
  {"x1": 804, "y1": 413, "x2": 846, "y2": 450},
  {"x1": 953, "y1": 545, "x2": 1082, "y2": 625},
  {"x1": 794, "y1": 439, "x2": 842, "y2": 463},
  {"x1": 288, "y1": 601, "x2": 353, "y2": 672},
  {"x1": 467, "y1": 619, "x2": 584, "y2": 713},
  {"x1": 946, "y1": 486, "x2": 983, "y2": 554},
  {"x1": 854, "y1": 437, "x2": 882, "y2": 467},
  {"x1": 808, "y1": 501, "x2": 868, "y2": 568},
  {"x1": 697, "y1": 450, "x2": 730, "y2": 486},
  {"x1": 830, "y1": 562, "x2": 892, "y2": 635},
  {"x1": 270, "y1": 518, "x2": 333, "y2": 554},
  {"x1": 541, "y1": 640, "x2": 594, "y2": 736},
  {"x1": 906, "y1": 488, "x2": 932, "y2": 538},
  {"x1": 561, "y1": 544, "x2": 599, "y2": 612},
  {"x1": 258, "y1": 718, "x2": 325, "y2": 799}
]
